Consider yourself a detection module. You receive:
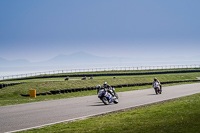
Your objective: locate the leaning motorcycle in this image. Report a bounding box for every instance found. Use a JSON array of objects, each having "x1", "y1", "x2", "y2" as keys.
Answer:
[
  {"x1": 98, "y1": 87, "x2": 118, "y2": 105},
  {"x1": 153, "y1": 82, "x2": 162, "y2": 94}
]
